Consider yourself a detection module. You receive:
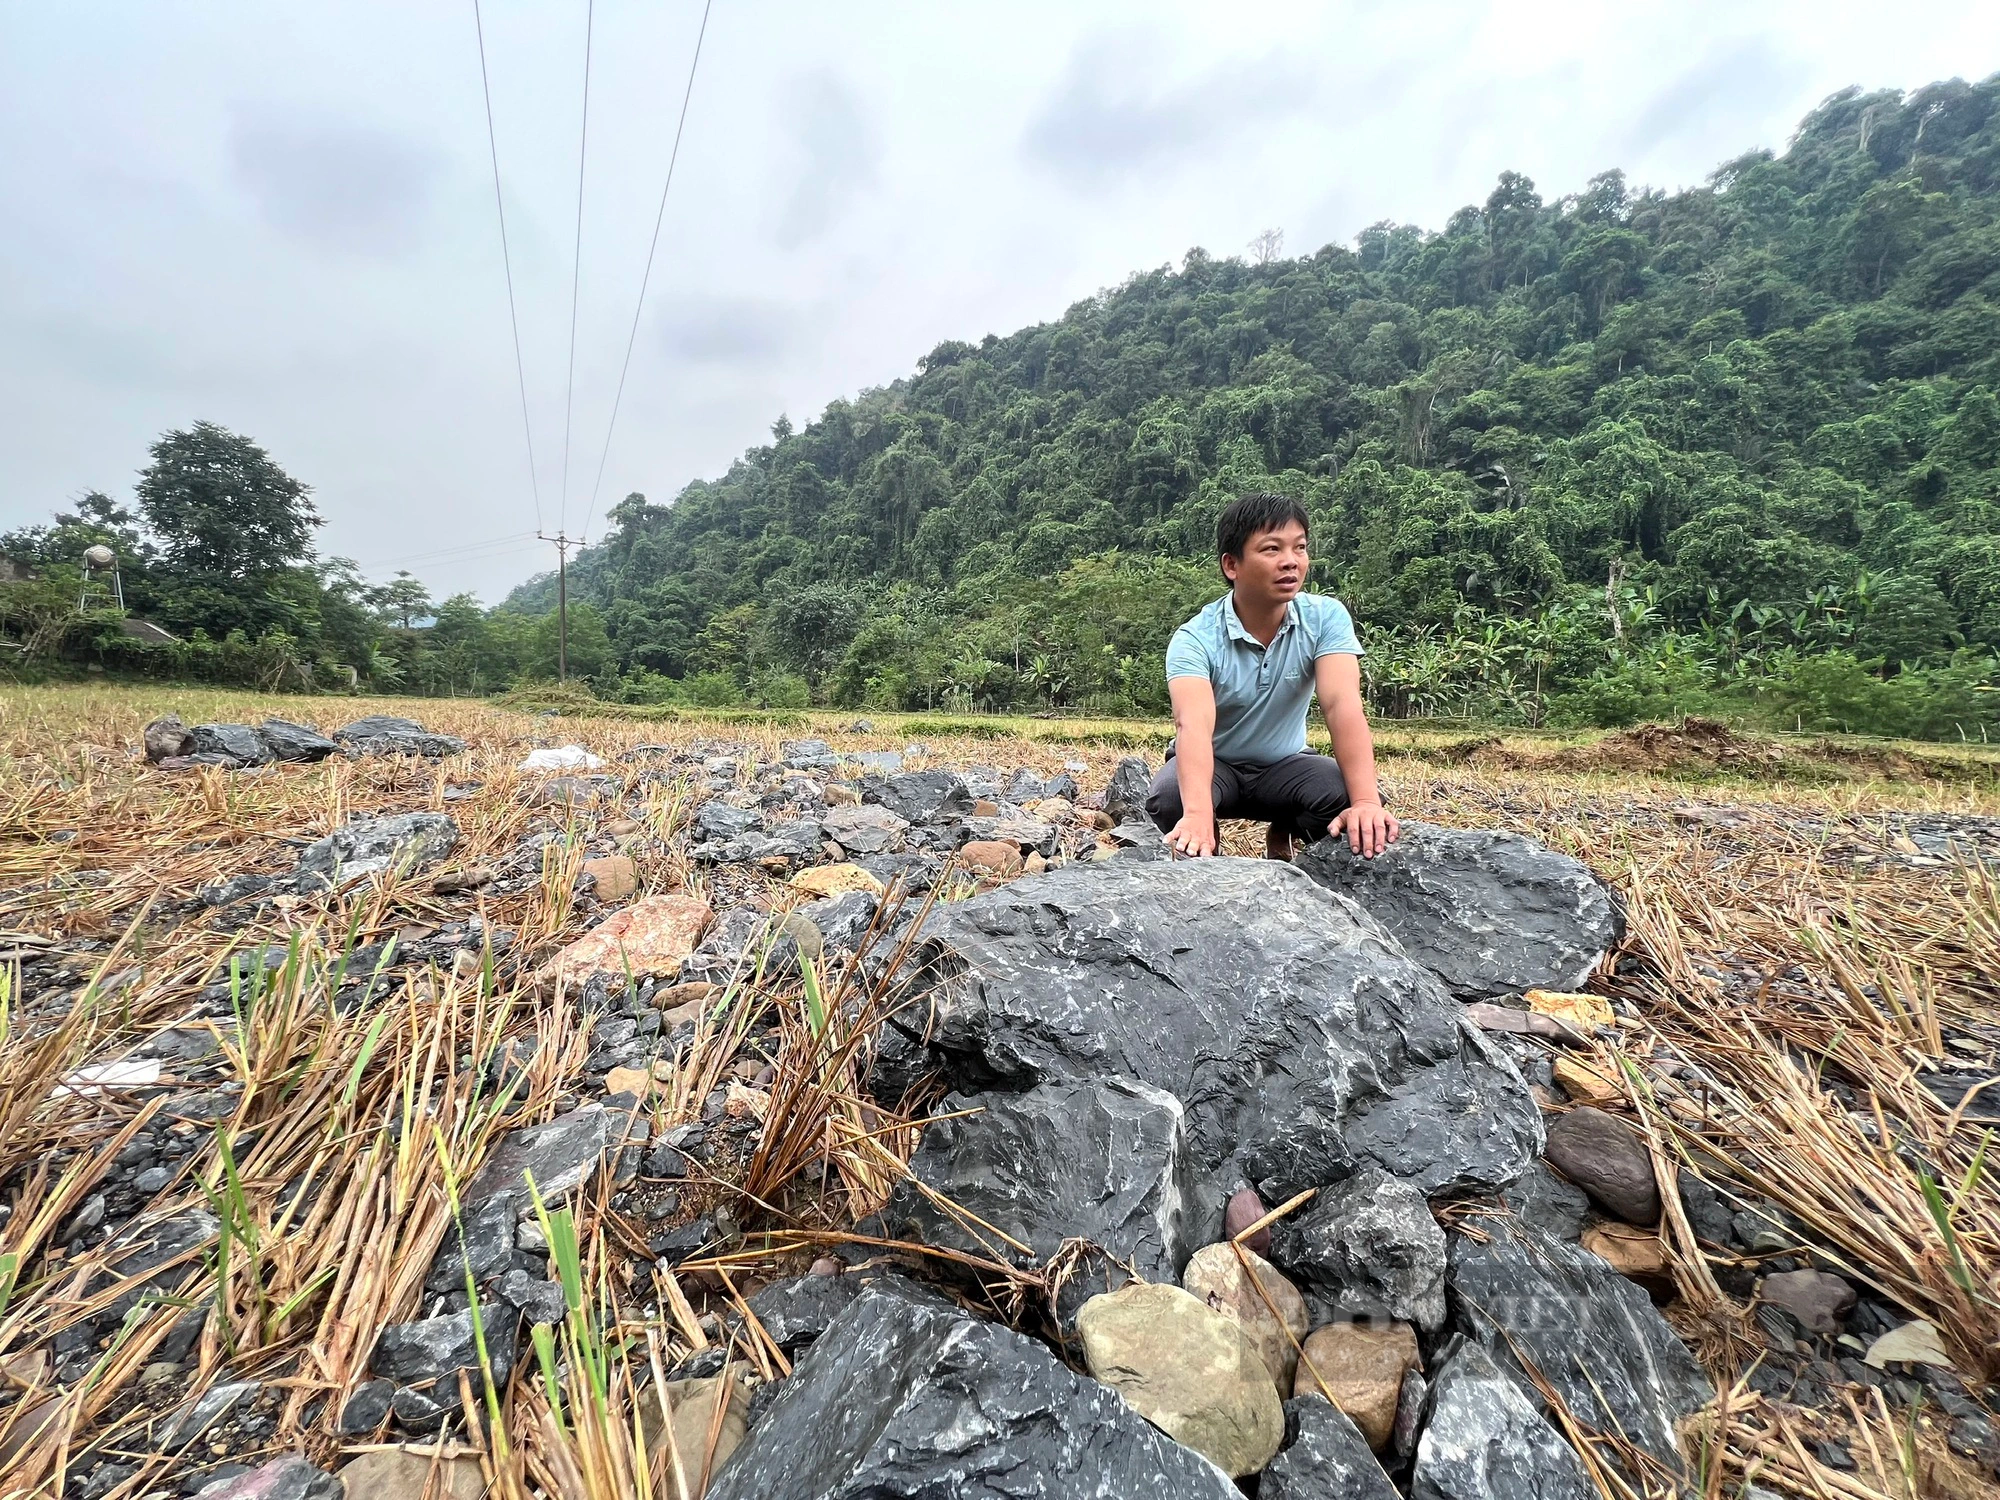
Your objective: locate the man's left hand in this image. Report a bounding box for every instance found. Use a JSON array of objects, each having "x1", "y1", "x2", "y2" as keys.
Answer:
[{"x1": 1331, "y1": 801, "x2": 1399, "y2": 857}]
